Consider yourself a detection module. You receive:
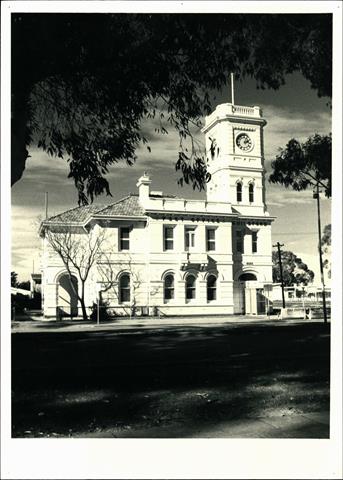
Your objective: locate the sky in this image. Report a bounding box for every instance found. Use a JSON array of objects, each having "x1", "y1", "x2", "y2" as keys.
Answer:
[{"x1": 11, "y1": 72, "x2": 332, "y2": 284}]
